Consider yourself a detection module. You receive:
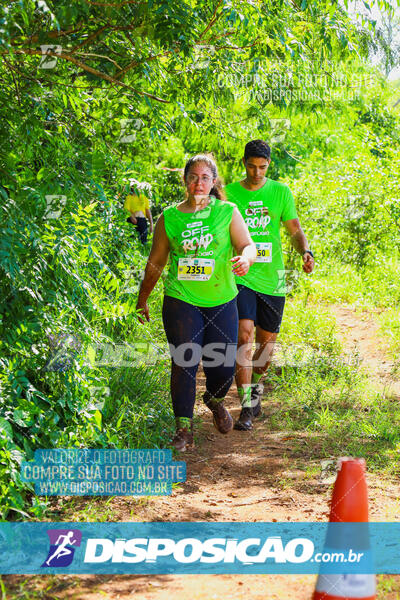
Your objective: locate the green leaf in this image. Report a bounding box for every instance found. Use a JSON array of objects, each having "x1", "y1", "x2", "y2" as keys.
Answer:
[
  {"x1": 93, "y1": 410, "x2": 102, "y2": 430},
  {"x1": 36, "y1": 168, "x2": 46, "y2": 181},
  {"x1": 0, "y1": 419, "x2": 13, "y2": 439}
]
